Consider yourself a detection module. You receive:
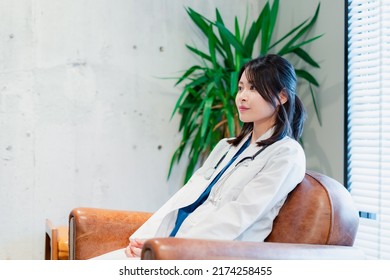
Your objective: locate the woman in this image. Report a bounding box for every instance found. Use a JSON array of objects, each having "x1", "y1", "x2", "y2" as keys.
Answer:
[{"x1": 97, "y1": 54, "x2": 306, "y2": 259}]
